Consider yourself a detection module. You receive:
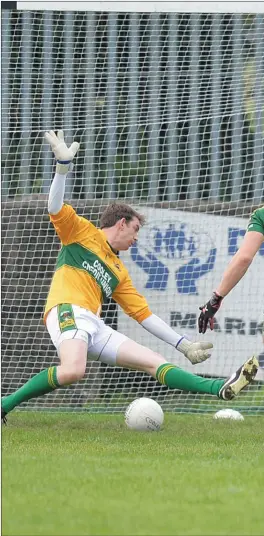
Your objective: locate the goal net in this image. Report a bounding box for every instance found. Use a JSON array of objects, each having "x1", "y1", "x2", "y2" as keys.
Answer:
[{"x1": 2, "y1": 5, "x2": 264, "y2": 415}]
